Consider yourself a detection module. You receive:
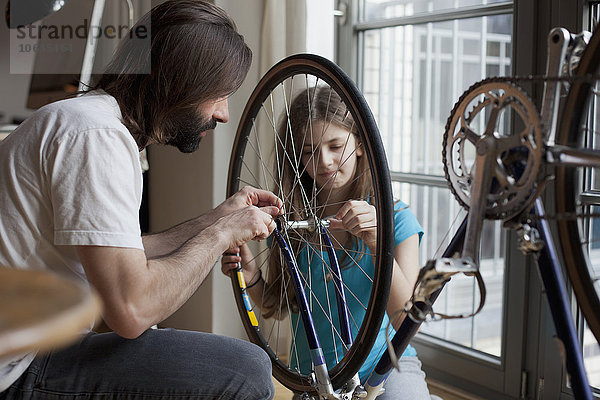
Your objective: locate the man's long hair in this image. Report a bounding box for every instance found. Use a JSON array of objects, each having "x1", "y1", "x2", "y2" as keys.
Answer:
[{"x1": 94, "y1": 0, "x2": 252, "y2": 149}]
